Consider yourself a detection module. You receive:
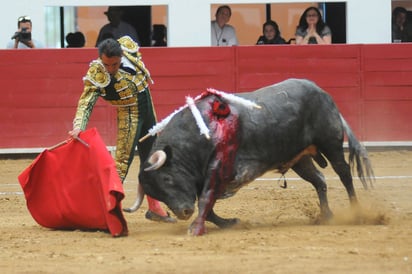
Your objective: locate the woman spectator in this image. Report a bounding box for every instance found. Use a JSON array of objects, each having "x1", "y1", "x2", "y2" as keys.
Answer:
[
  {"x1": 295, "y1": 6, "x2": 332, "y2": 44},
  {"x1": 256, "y1": 20, "x2": 286, "y2": 45}
]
